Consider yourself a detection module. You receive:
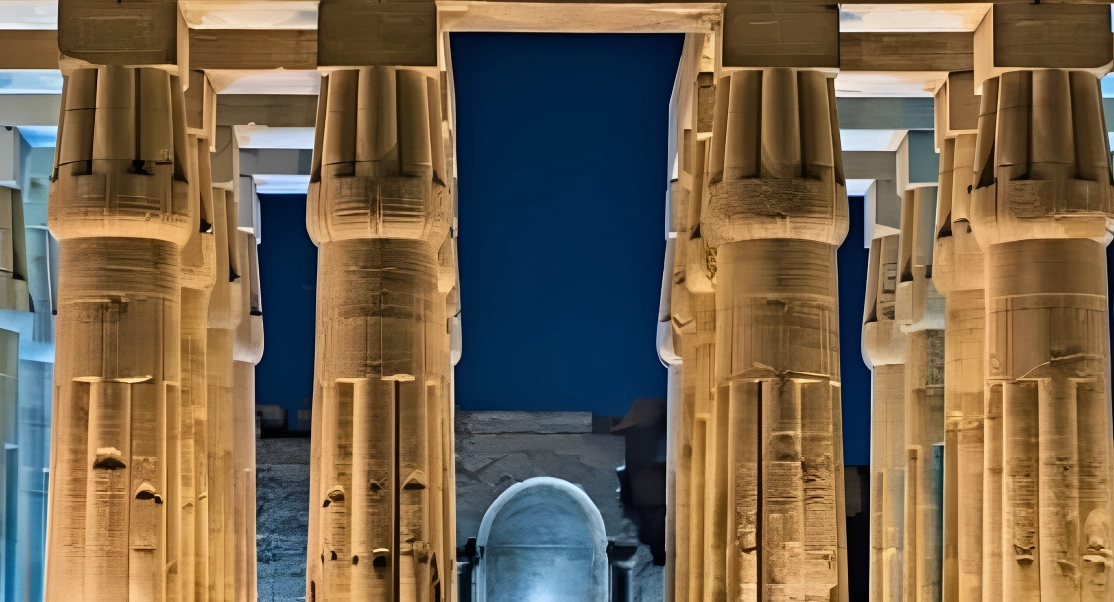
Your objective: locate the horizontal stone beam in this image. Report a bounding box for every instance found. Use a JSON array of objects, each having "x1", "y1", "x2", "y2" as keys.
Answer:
[
  {"x1": 0, "y1": 96, "x2": 61, "y2": 127},
  {"x1": 8, "y1": 28, "x2": 1111, "y2": 75},
  {"x1": 837, "y1": 97, "x2": 934, "y2": 130},
  {"x1": 840, "y1": 32, "x2": 972, "y2": 72},
  {"x1": 191, "y1": 29, "x2": 317, "y2": 70},
  {"x1": 0, "y1": 30, "x2": 57, "y2": 69},
  {"x1": 217, "y1": 94, "x2": 318, "y2": 128}
]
